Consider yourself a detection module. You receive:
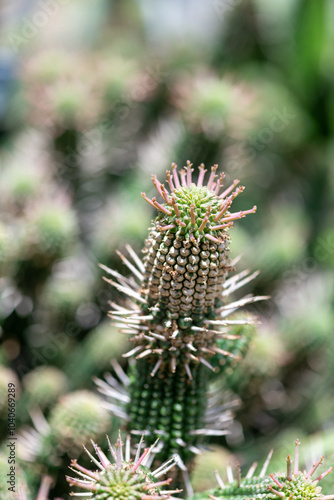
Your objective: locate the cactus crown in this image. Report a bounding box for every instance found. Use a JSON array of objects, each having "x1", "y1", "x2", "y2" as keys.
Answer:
[
  {"x1": 141, "y1": 161, "x2": 256, "y2": 244},
  {"x1": 66, "y1": 432, "x2": 180, "y2": 499}
]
